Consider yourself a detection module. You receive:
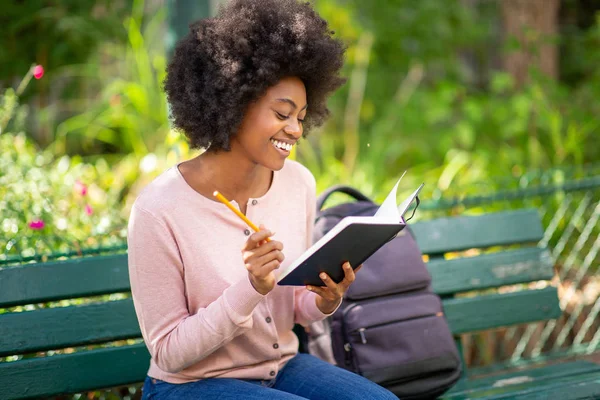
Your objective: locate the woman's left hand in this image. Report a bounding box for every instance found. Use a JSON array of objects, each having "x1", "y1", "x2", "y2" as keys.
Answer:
[{"x1": 308, "y1": 261, "x2": 362, "y2": 314}]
